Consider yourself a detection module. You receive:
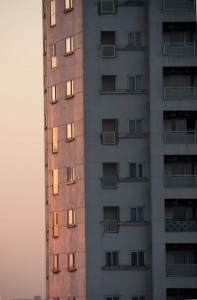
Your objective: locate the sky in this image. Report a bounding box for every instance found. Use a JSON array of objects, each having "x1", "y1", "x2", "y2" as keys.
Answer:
[{"x1": 0, "y1": 1, "x2": 45, "y2": 299}]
